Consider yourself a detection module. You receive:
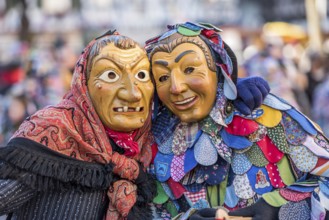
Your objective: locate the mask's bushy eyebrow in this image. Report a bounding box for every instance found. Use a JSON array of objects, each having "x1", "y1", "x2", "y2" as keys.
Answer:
[{"x1": 175, "y1": 50, "x2": 194, "y2": 63}]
